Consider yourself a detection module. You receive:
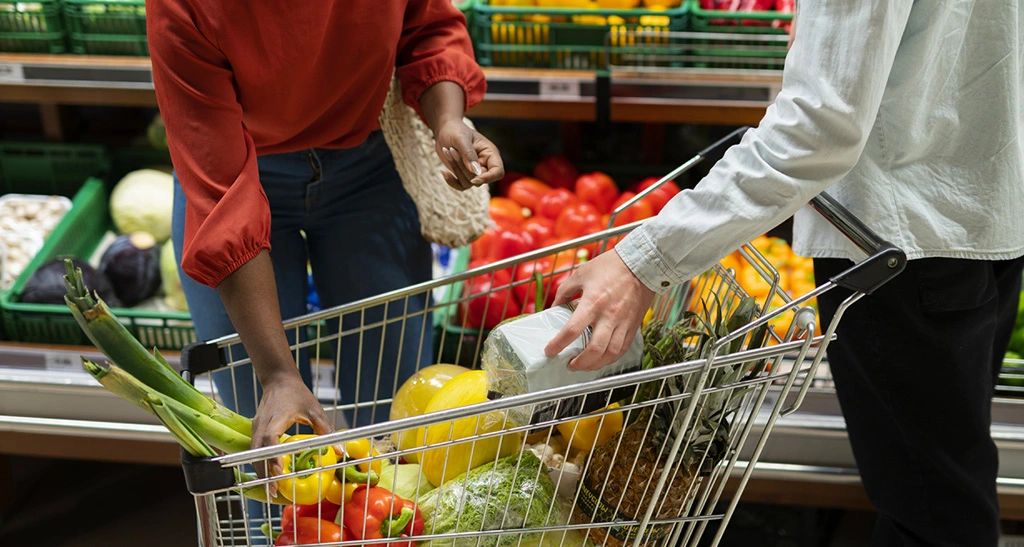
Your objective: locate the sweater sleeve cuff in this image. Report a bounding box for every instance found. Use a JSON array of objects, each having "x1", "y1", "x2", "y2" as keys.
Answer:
[
  {"x1": 398, "y1": 56, "x2": 486, "y2": 117},
  {"x1": 615, "y1": 225, "x2": 690, "y2": 294},
  {"x1": 183, "y1": 243, "x2": 269, "y2": 288}
]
